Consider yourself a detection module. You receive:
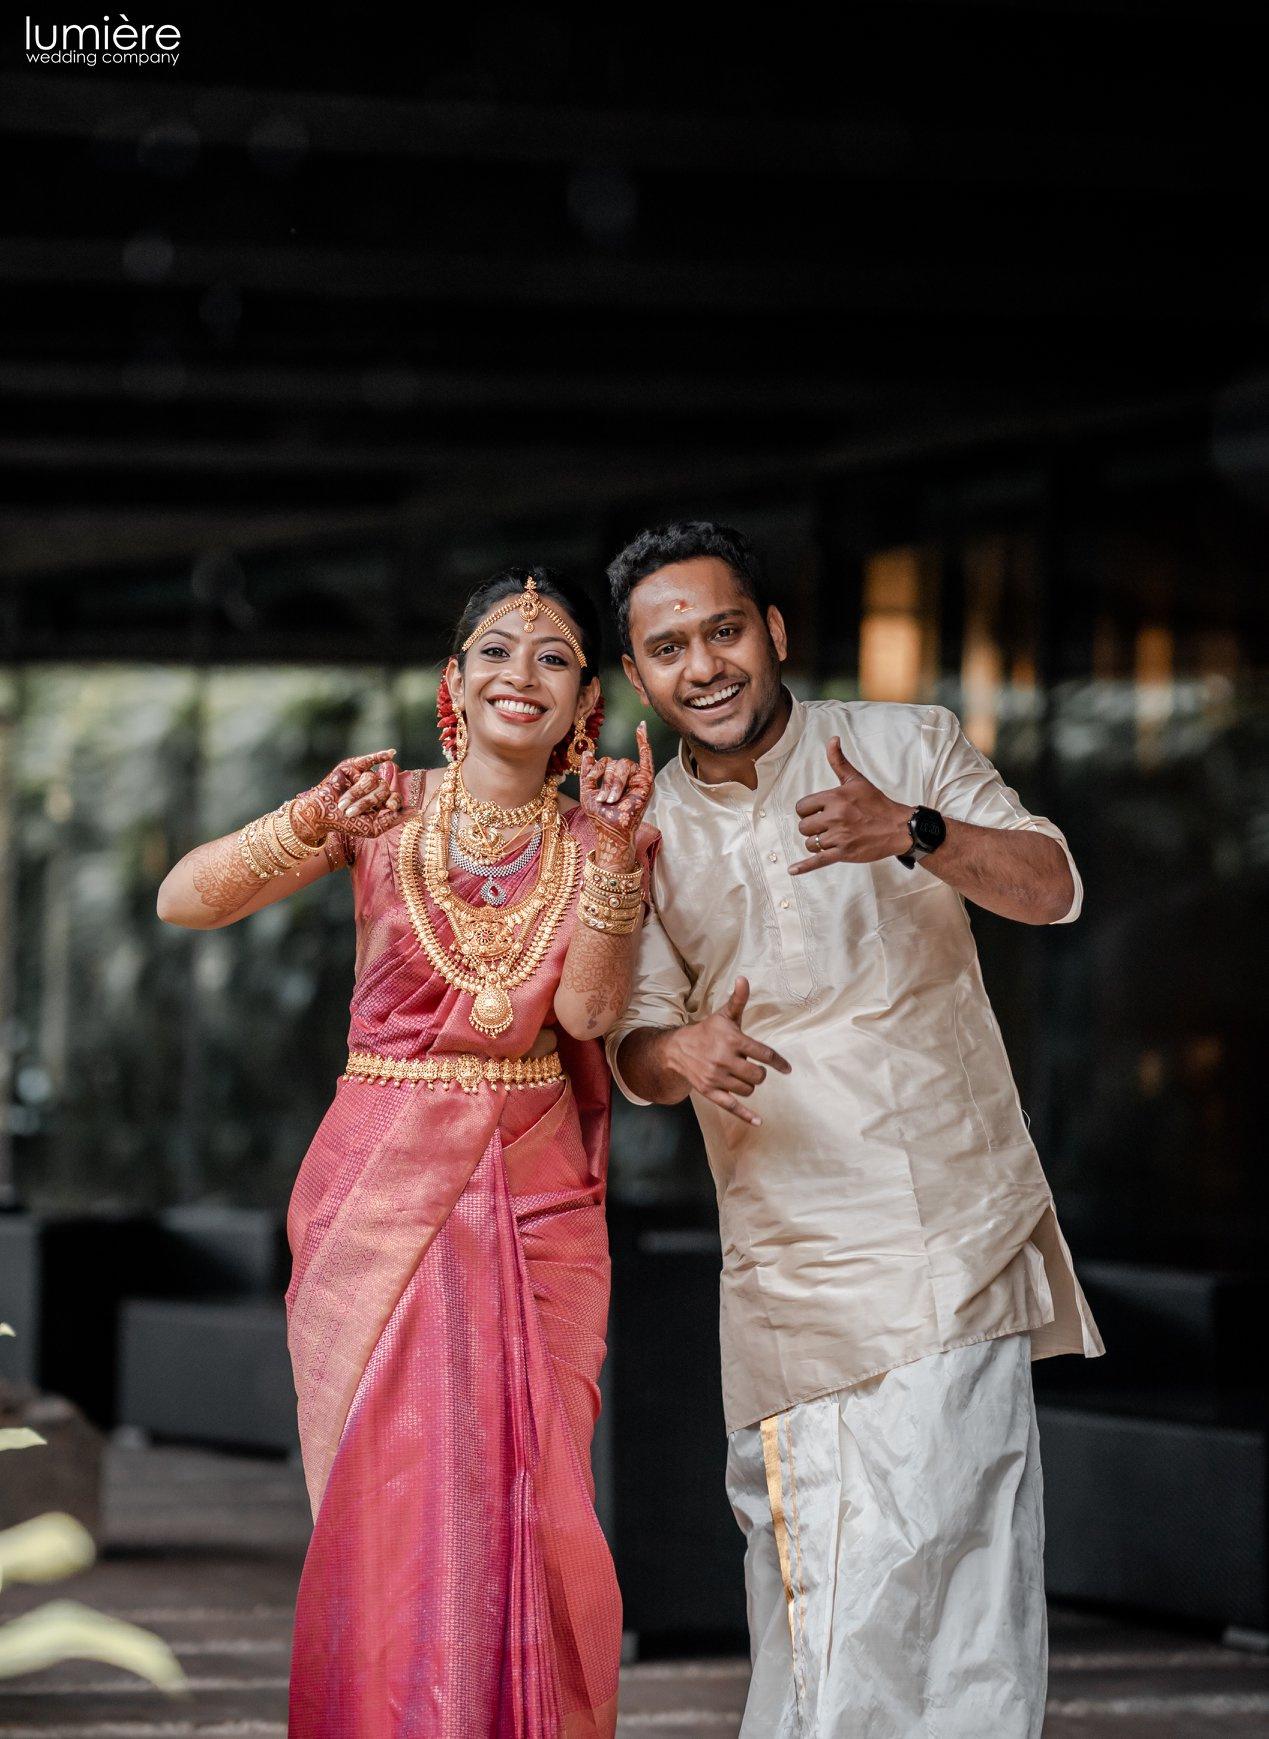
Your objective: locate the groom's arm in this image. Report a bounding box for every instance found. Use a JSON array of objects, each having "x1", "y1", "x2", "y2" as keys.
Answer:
[
  {"x1": 612, "y1": 1026, "x2": 692, "y2": 1107},
  {"x1": 790, "y1": 707, "x2": 1082, "y2": 928},
  {"x1": 615, "y1": 977, "x2": 792, "y2": 1128},
  {"x1": 914, "y1": 819, "x2": 1073, "y2": 925},
  {"x1": 605, "y1": 884, "x2": 789, "y2": 1127},
  {"x1": 919, "y1": 705, "x2": 1082, "y2": 924}
]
